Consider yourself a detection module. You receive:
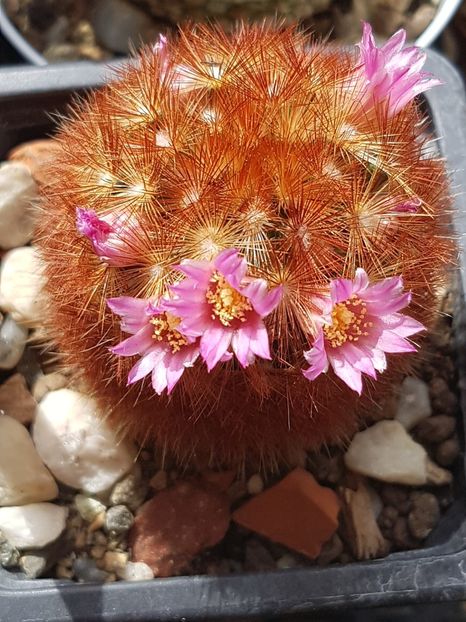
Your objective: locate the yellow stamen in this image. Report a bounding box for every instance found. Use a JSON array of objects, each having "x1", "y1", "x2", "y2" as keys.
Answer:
[
  {"x1": 206, "y1": 272, "x2": 252, "y2": 326},
  {"x1": 150, "y1": 312, "x2": 188, "y2": 353},
  {"x1": 324, "y1": 295, "x2": 373, "y2": 348}
]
